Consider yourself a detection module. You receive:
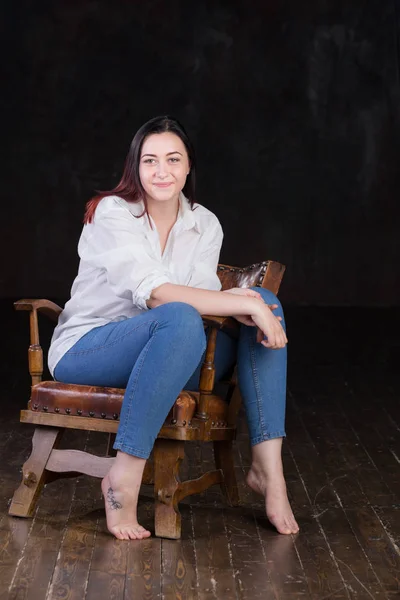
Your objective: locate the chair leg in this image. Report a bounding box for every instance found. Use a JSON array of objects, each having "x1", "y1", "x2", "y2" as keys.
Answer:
[
  {"x1": 9, "y1": 426, "x2": 64, "y2": 517},
  {"x1": 153, "y1": 438, "x2": 185, "y2": 539},
  {"x1": 214, "y1": 440, "x2": 240, "y2": 506},
  {"x1": 106, "y1": 433, "x2": 117, "y2": 457}
]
